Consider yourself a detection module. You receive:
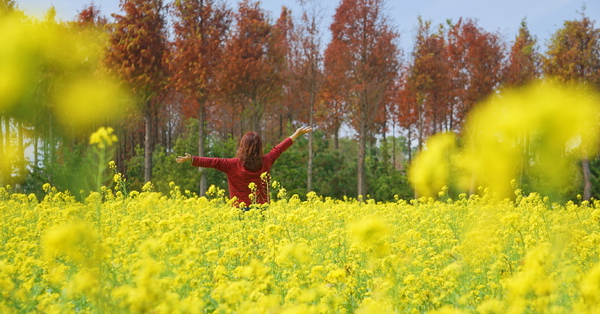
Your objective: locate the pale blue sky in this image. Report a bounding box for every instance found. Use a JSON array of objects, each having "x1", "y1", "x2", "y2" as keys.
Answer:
[{"x1": 15, "y1": 0, "x2": 600, "y2": 52}]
